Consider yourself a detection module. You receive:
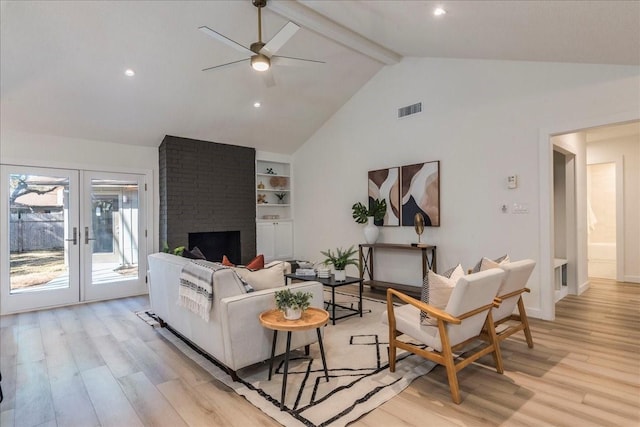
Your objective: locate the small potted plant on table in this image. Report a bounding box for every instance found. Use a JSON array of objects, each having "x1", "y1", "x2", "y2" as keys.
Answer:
[
  {"x1": 320, "y1": 246, "x2": 358, "y2": 281},
  {"x1": 275, "y1": 289, "x2": 312, "y2": 320}
]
